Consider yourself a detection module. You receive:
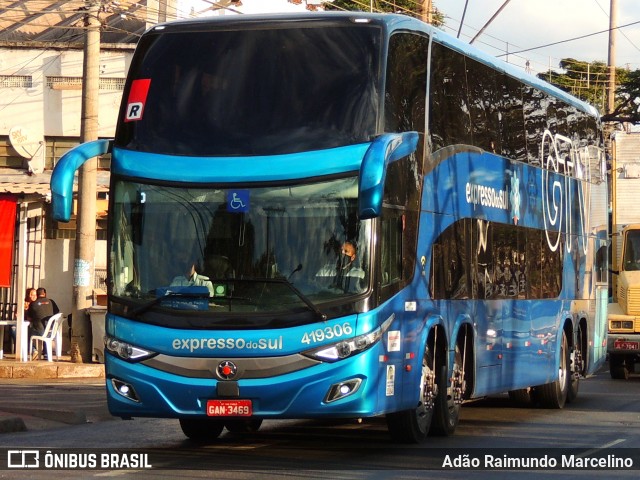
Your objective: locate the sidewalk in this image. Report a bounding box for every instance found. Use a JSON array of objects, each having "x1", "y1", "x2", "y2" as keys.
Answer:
[
  {"x1": 0, "y1": 354, "x2": 105, "y2": 380},
  {"x1": 0, "y1": 355, "x2": 108, "y2": 434}
]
